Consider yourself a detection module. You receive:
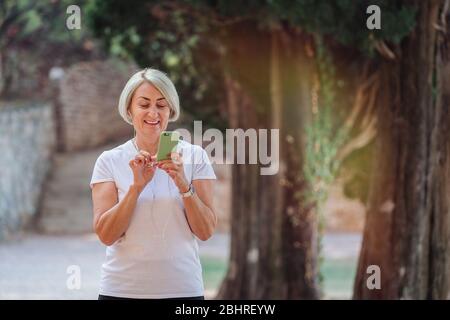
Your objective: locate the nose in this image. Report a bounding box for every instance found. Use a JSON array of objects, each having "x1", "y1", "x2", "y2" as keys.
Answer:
[{"x1": 147, "y1": 106, "x2": 158, "y2": 118}]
